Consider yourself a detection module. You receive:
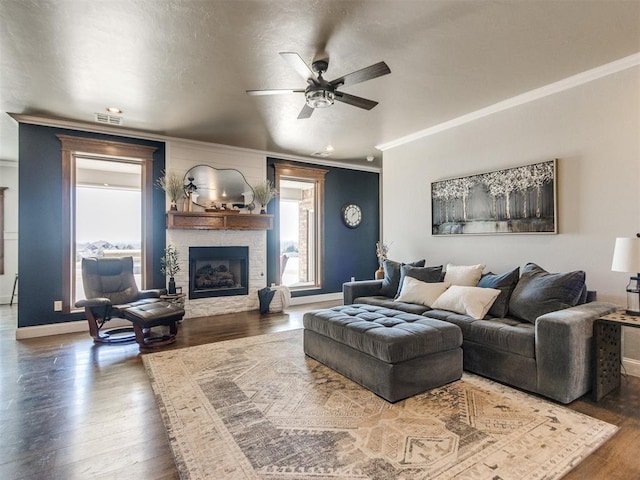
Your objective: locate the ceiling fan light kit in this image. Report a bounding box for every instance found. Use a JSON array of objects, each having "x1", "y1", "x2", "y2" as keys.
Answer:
[
  {"x1": 305, "y1": 86, "x2": 335, "y2": 108},
  {"x1": 247, "y1": 52, "x2": 390, "y2": 119}
]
